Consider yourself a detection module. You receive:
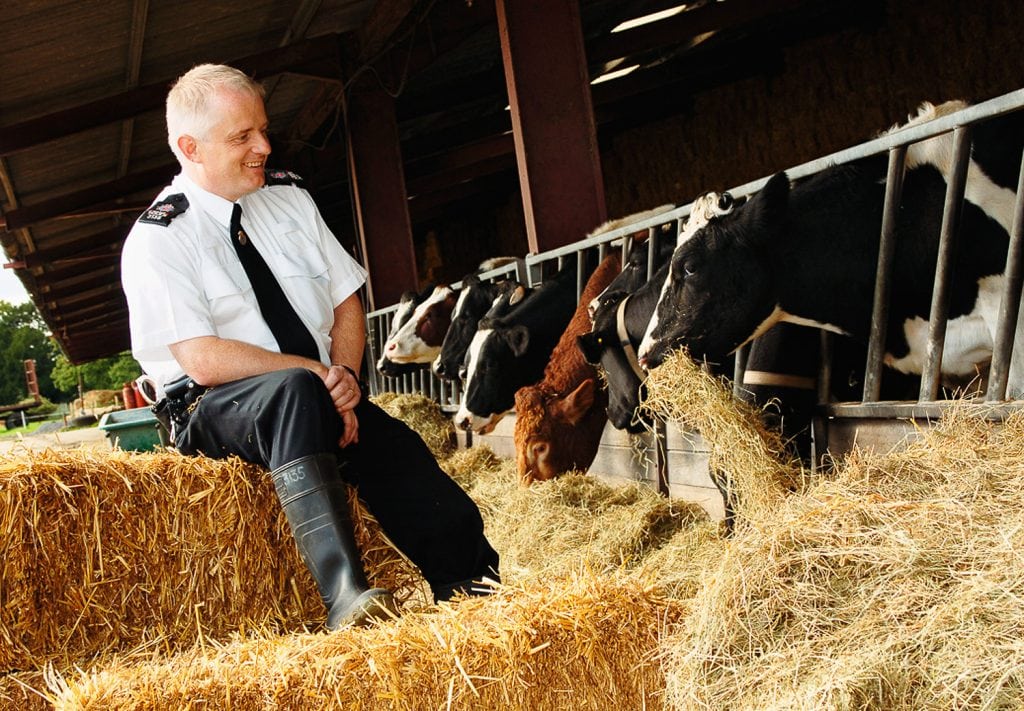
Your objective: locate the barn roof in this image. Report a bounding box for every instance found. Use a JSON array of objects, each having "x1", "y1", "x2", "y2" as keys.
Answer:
[{"x1": 0, "y1": 0, "x2": 870, "y2": 363}]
